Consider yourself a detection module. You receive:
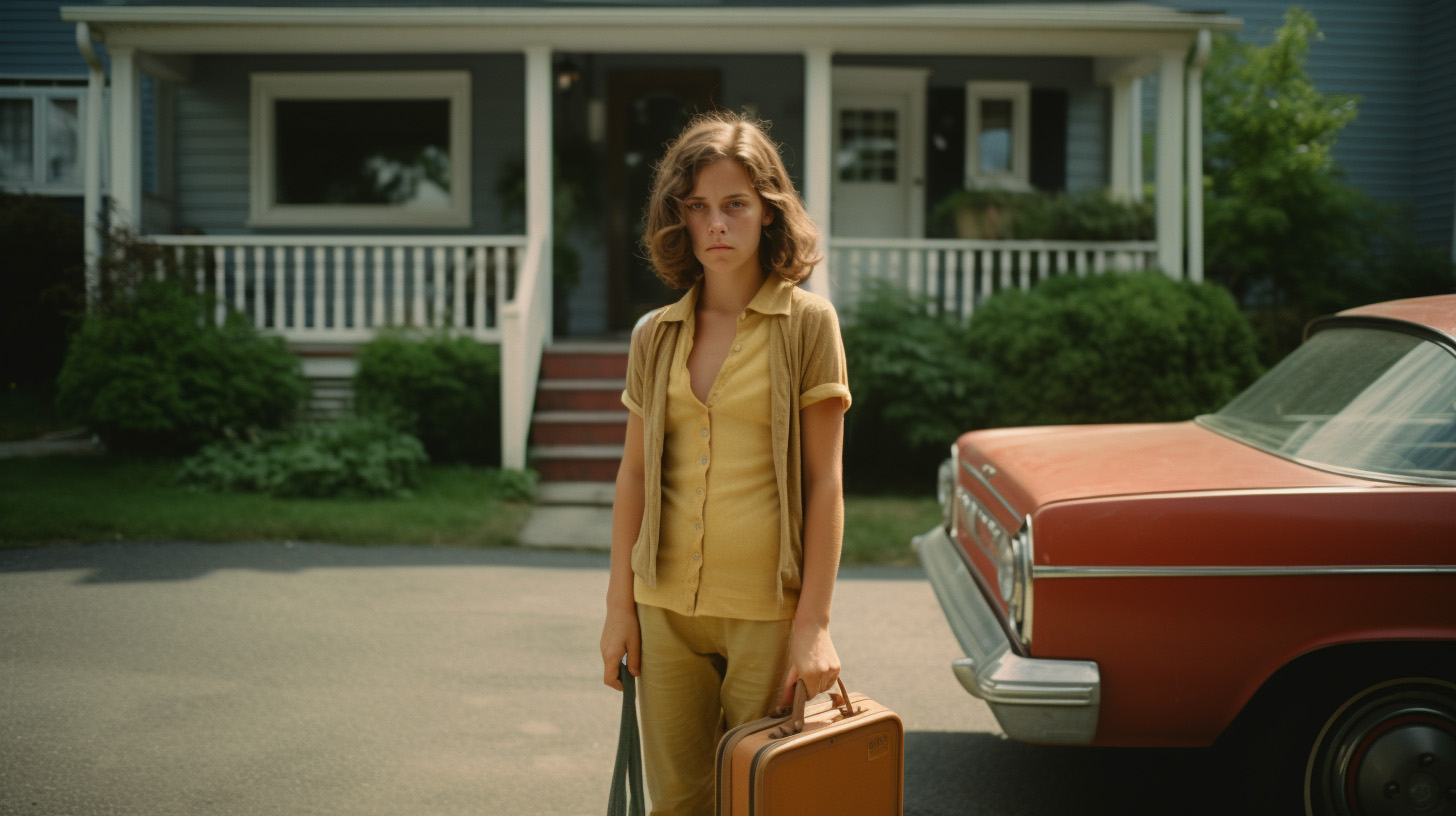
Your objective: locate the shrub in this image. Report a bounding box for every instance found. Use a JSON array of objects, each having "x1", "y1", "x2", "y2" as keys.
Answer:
[
  {"x1": 55, "y1": 276, "x2": 309, "y2": 453},
  {"x1": 963, "y1": 272, "x2": 1263, "y2": 428},
  {"x1": 353, "y1": 331, "x2": 502, "y2": 465},
  {"x1": 840, "y1": 283, "x2": 980, "y2": 491},
  {"x1": 176, "y1": 415, "x2": 428, "y2": 498}
]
